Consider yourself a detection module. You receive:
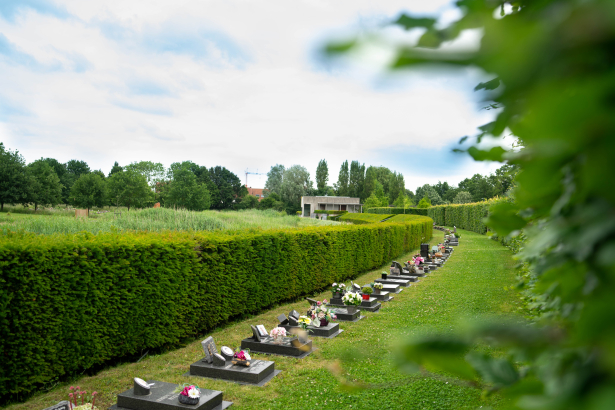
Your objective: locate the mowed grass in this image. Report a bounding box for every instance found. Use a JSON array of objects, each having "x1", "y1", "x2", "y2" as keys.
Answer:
[
  {"x1": 0, "y1": 208, "x2": 342, "y2": 235},
  {"x1": 4, "y1": 229, "x2": 523, "y2": 410}
]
